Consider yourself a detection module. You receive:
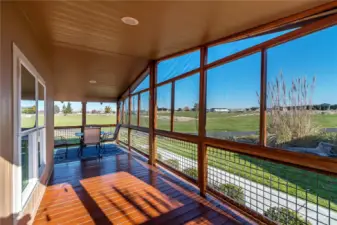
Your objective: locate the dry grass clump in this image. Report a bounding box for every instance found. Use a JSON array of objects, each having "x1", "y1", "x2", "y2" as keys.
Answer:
[{"x1": 267, "y1": 73, "x2": 318, "y2": 146}]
